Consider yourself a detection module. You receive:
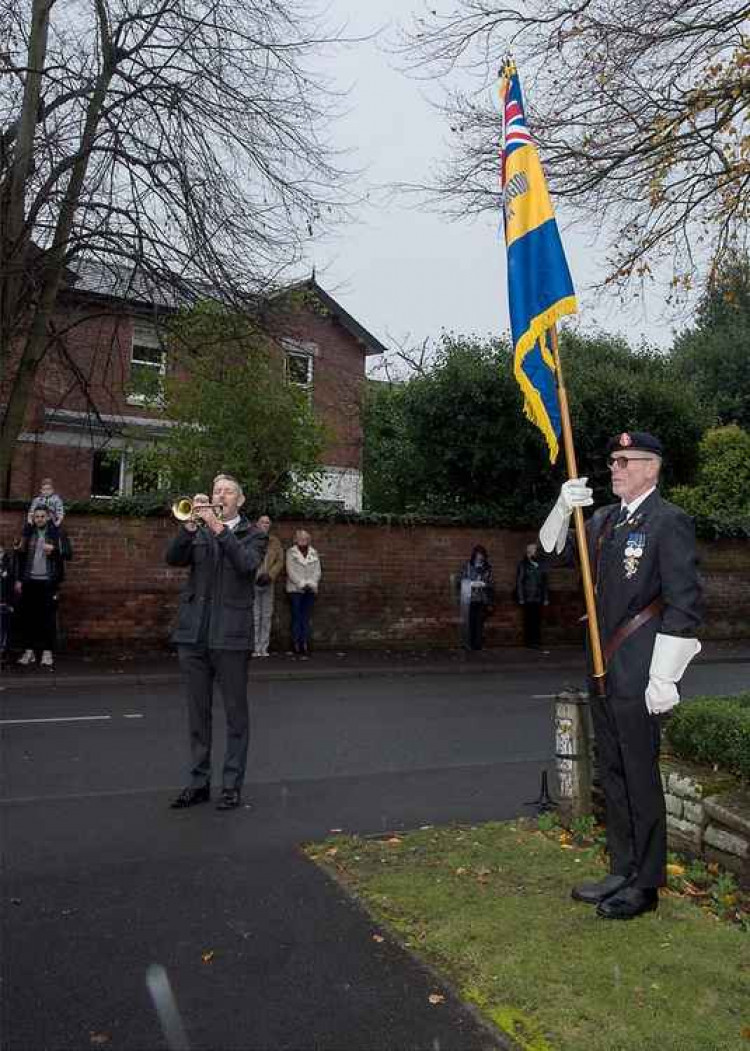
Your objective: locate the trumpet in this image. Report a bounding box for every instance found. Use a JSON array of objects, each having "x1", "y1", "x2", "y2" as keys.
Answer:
[{"x1": 171, "y1": 496, "x2": 224, "y2": 524}]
